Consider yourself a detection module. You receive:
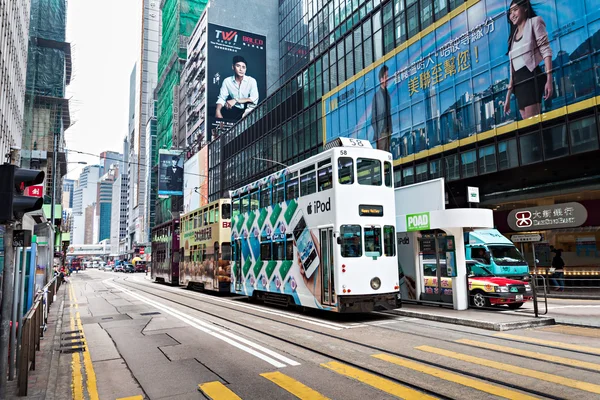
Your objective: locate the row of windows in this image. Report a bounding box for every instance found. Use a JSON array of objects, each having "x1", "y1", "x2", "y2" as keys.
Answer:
[
  {"x1": 182, "y1": 203, "x2": 231, "y2": 232},
  {"x1": 340, "y1": 224, "x2": 396, "y2": 257},
  {"x1": 186, "y1": 242, "x2": 232, "y2": 263},
  {"x1": 397, "y1": 114, "x2": 599, "y2": 186}
]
